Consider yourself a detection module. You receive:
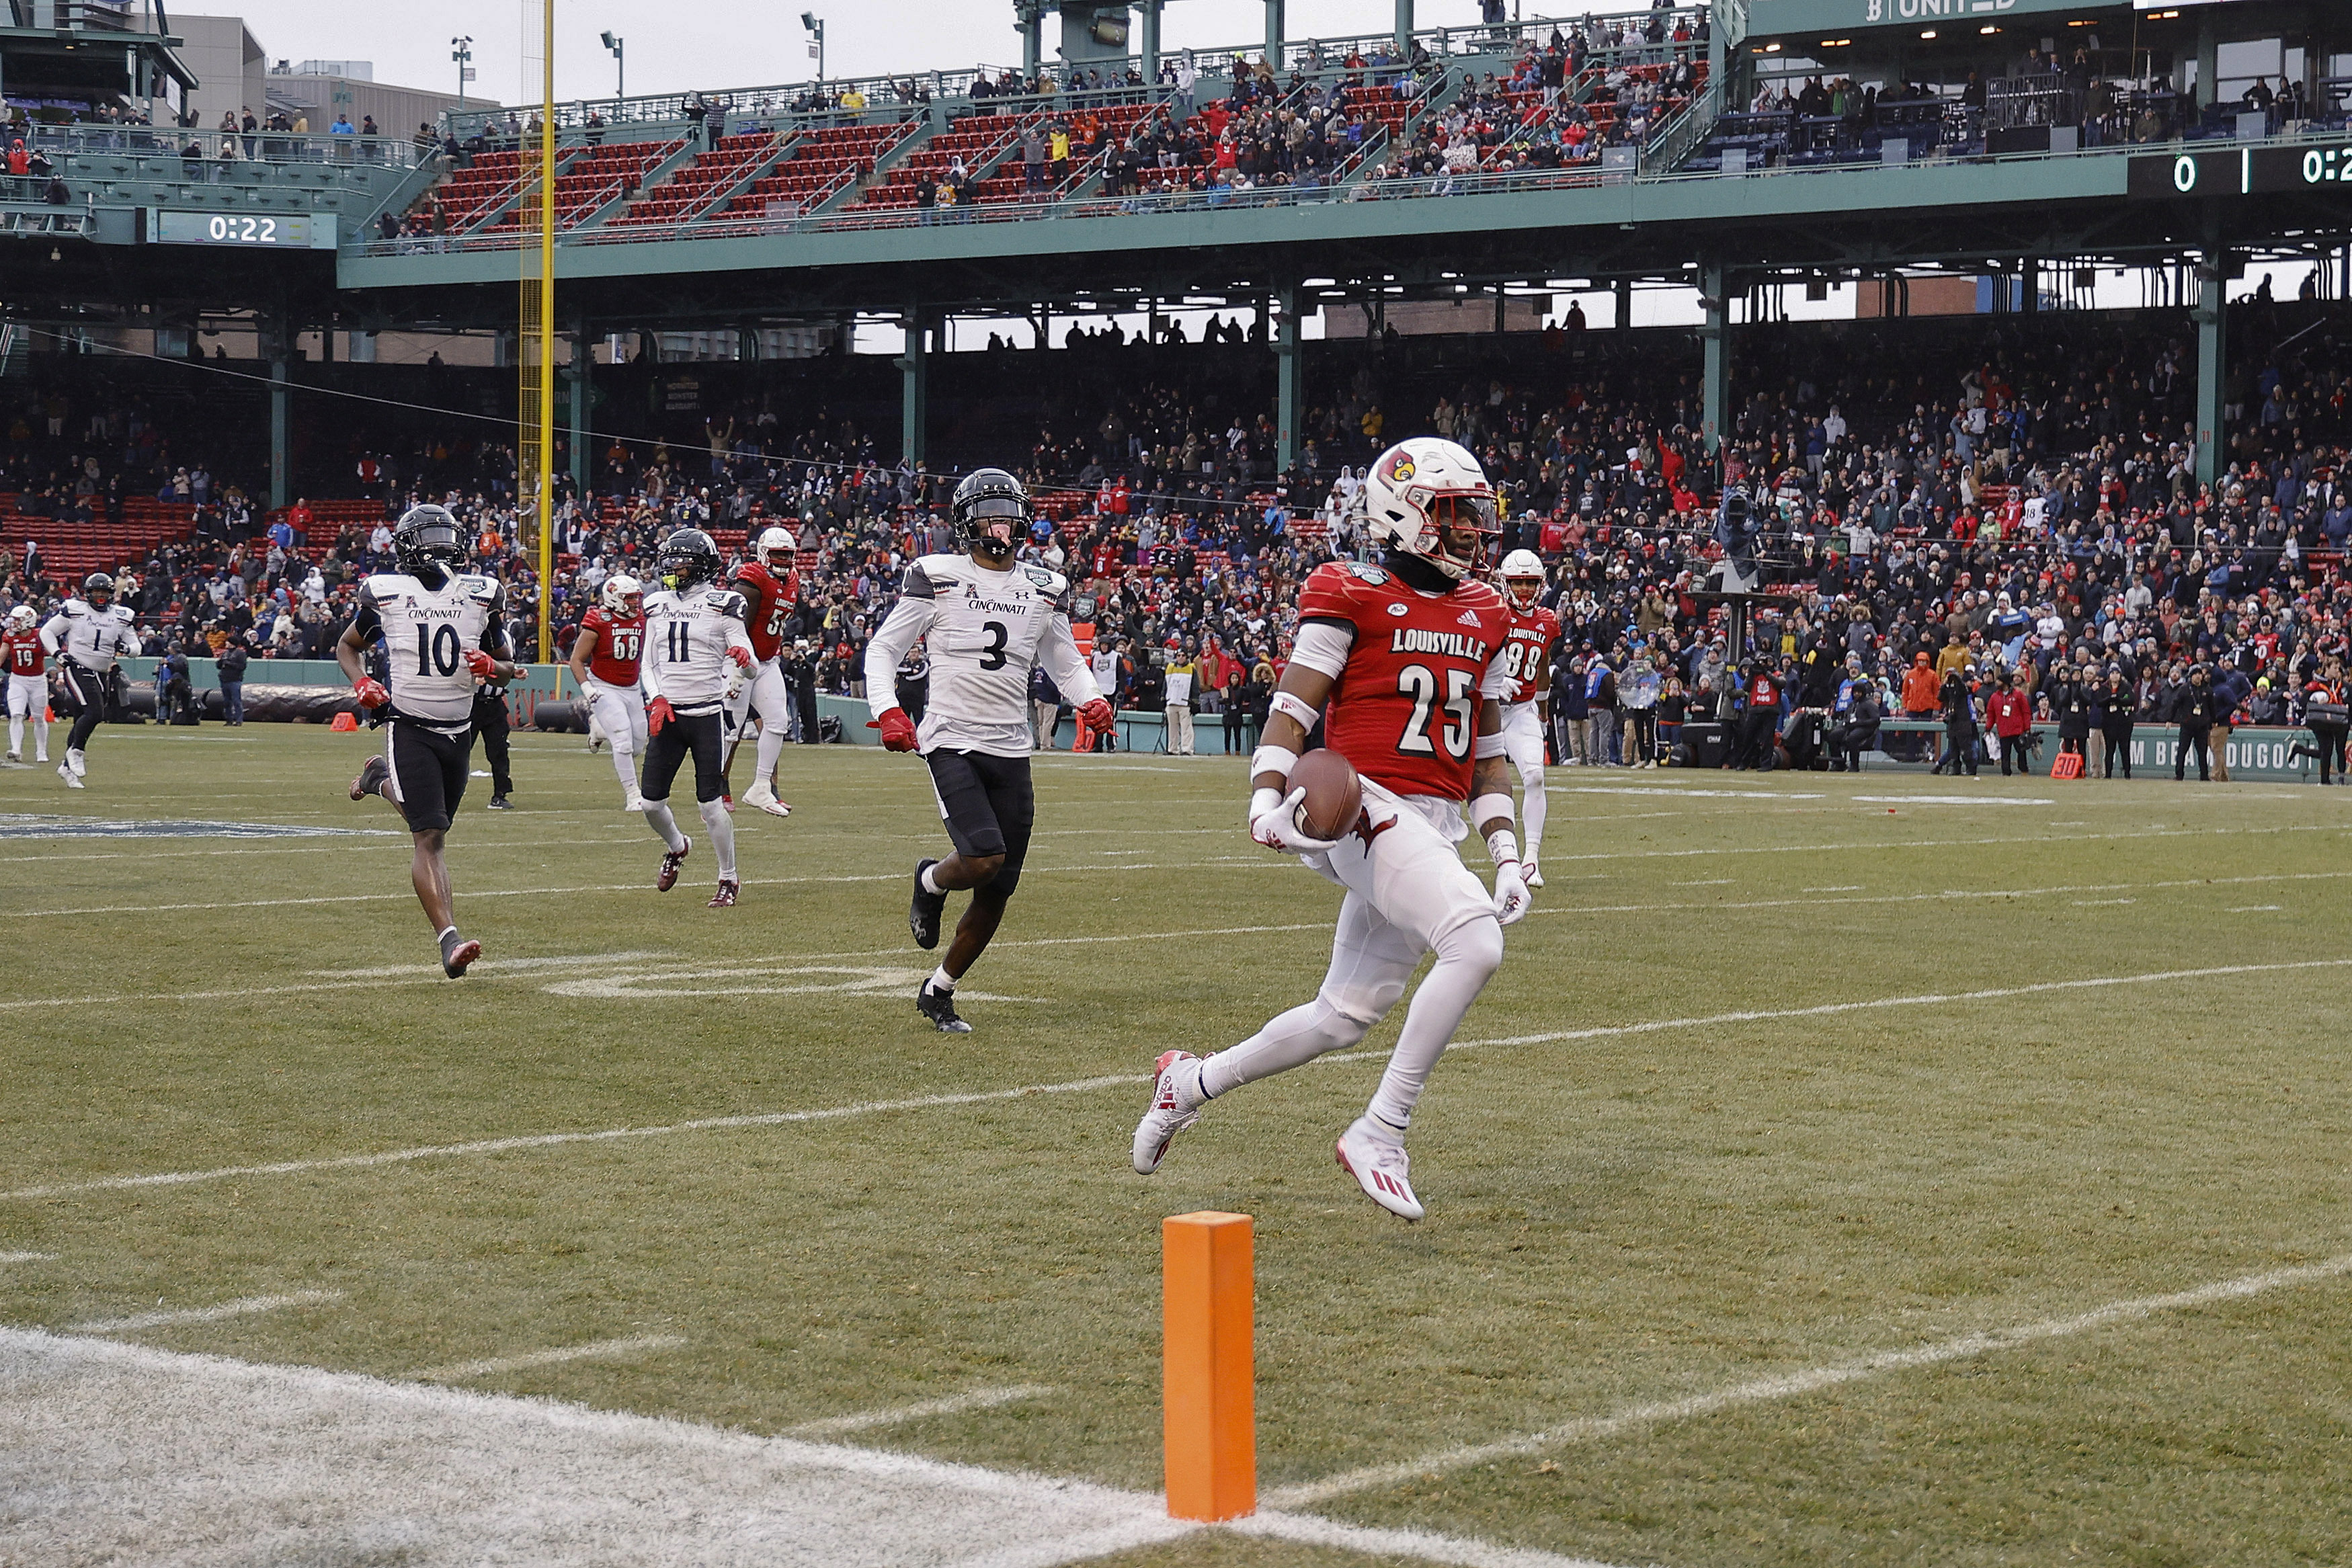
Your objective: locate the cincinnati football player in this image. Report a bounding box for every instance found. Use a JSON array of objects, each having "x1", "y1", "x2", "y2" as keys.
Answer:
[
  {"x1": 4, "y1": 602, "x2": 49, "y2": 764},
  {"x1": 723, "y1": 526, "x2": 799, "y2": 817},
  {"x1": 338, "y1": 505, "x2": 520, "y2": 978},
  {"x1": 861, "y1": 468, "x2": 1114, "y2": 1032},
  {"x1": 568, "y1": 573, "x2": 650, "y2": 811},
  {"x1": 1495, "y1": 548, "x2": 1558, "y2": 886},
  {"x1": 40, "y1": 573, "x2": 139, "y2": 788},
  {"x1": 637, "y1": 528, "x2": 757, "y2": 907},
  {"x1": 1132, "y1": 438, "x2": 1530, "y2": 1220}
]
